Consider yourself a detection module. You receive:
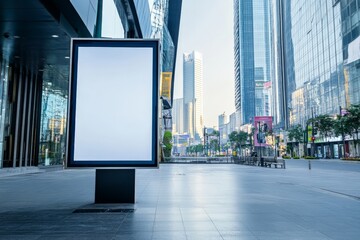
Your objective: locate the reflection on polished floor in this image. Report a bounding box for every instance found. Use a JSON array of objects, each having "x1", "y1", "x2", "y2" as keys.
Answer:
[{"x1": 0, "y1": 160, "x2": 360, "y2": 240}]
